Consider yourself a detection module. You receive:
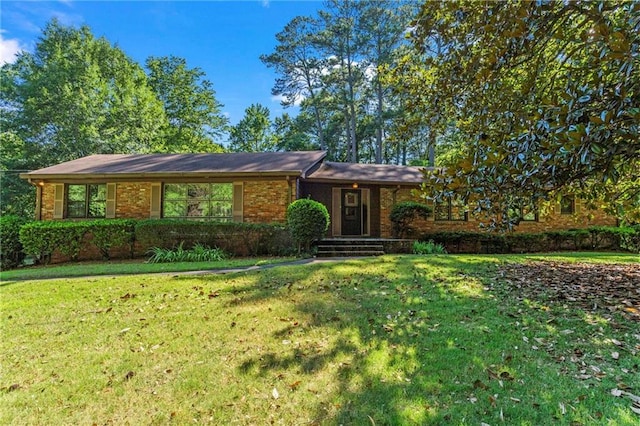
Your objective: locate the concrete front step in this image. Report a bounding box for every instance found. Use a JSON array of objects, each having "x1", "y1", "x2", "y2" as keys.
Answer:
[
  {"x1": 316, "y1": 250, "x2": 385, "y2": 257},
  {"x1": 316, "y1": 241, "x2": 385, "y2": 257},
  {"x1": 316, "y1": 238, "x2": 415, "y2": 255}
]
